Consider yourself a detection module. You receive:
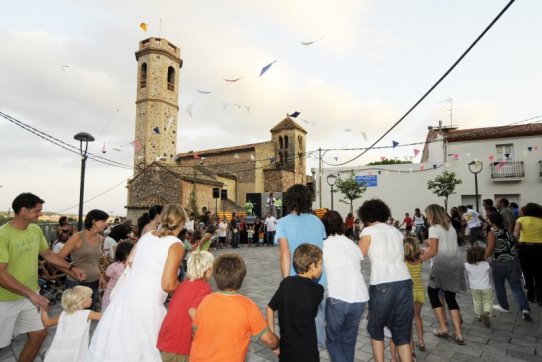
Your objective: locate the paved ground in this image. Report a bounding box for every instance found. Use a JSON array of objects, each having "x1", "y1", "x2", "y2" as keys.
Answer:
[{"x1": 1, "y1": 244, "x2": 541, "y2": 361}]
